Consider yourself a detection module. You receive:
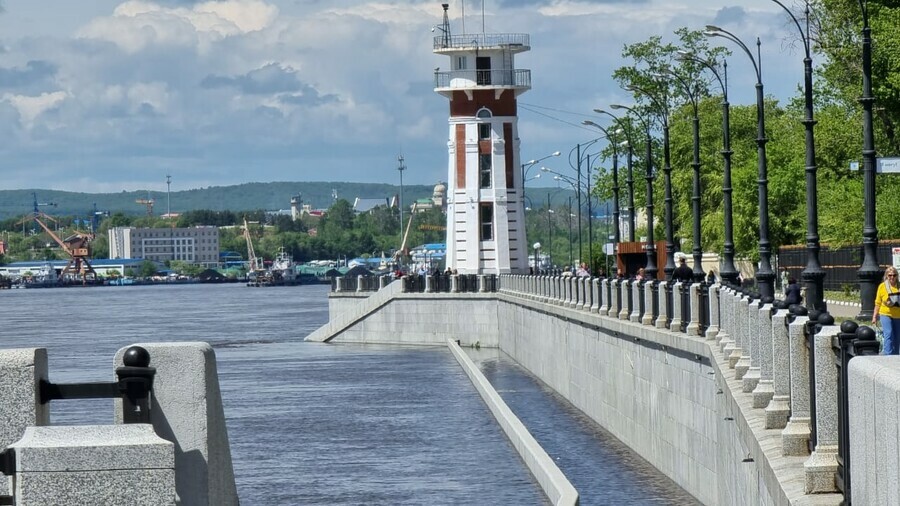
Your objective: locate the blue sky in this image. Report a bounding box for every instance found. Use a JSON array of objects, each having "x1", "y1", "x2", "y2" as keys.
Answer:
[{"x1": 0, "y1": 0, "x2": 808, "y2": 193}]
